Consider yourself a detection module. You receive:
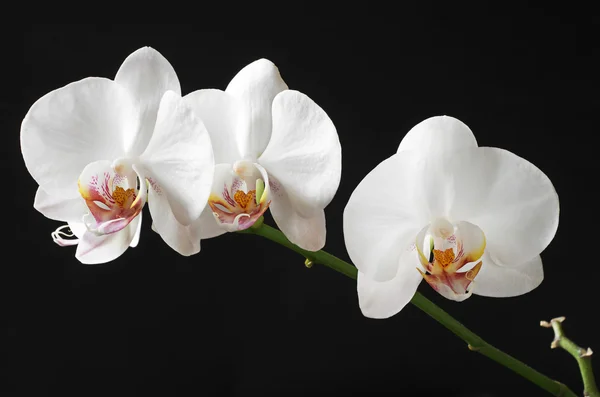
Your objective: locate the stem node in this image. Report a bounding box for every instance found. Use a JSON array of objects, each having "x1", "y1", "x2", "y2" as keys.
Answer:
[
  {"x1": 582, "y1": 349, "x2": 594, "y2": 358},
  {"x1": 468, "y1": 344, "x2": 482, "y2": 352}
]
